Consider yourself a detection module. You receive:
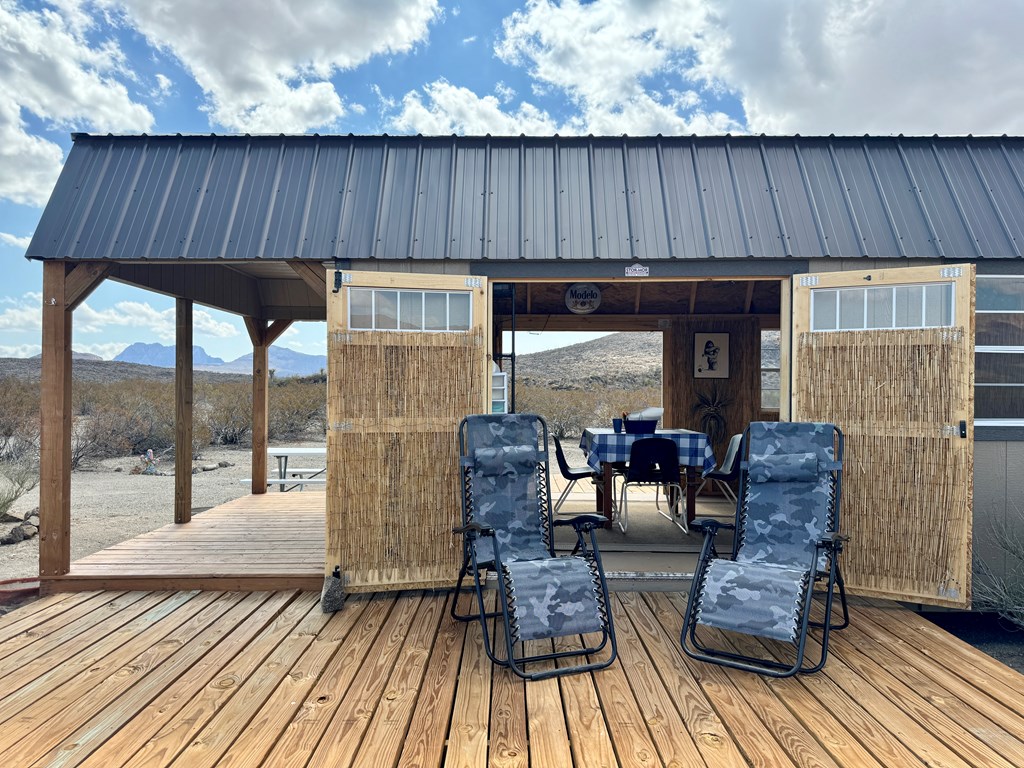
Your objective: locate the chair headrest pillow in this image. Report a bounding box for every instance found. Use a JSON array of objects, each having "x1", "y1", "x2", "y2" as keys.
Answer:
[
  {"x1": 473, "y1": 444, "x2": 539, "y2": 475},
  {"x1": 748, "y1": 452, "x2": 818, "y2": 483}
]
